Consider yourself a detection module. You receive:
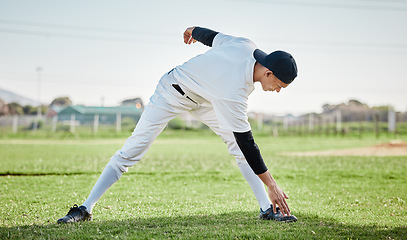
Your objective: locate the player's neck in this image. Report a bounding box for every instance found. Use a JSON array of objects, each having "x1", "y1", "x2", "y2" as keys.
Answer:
[{"x1": 253, "y1": 62, "x2": 265, "y2": 83}]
